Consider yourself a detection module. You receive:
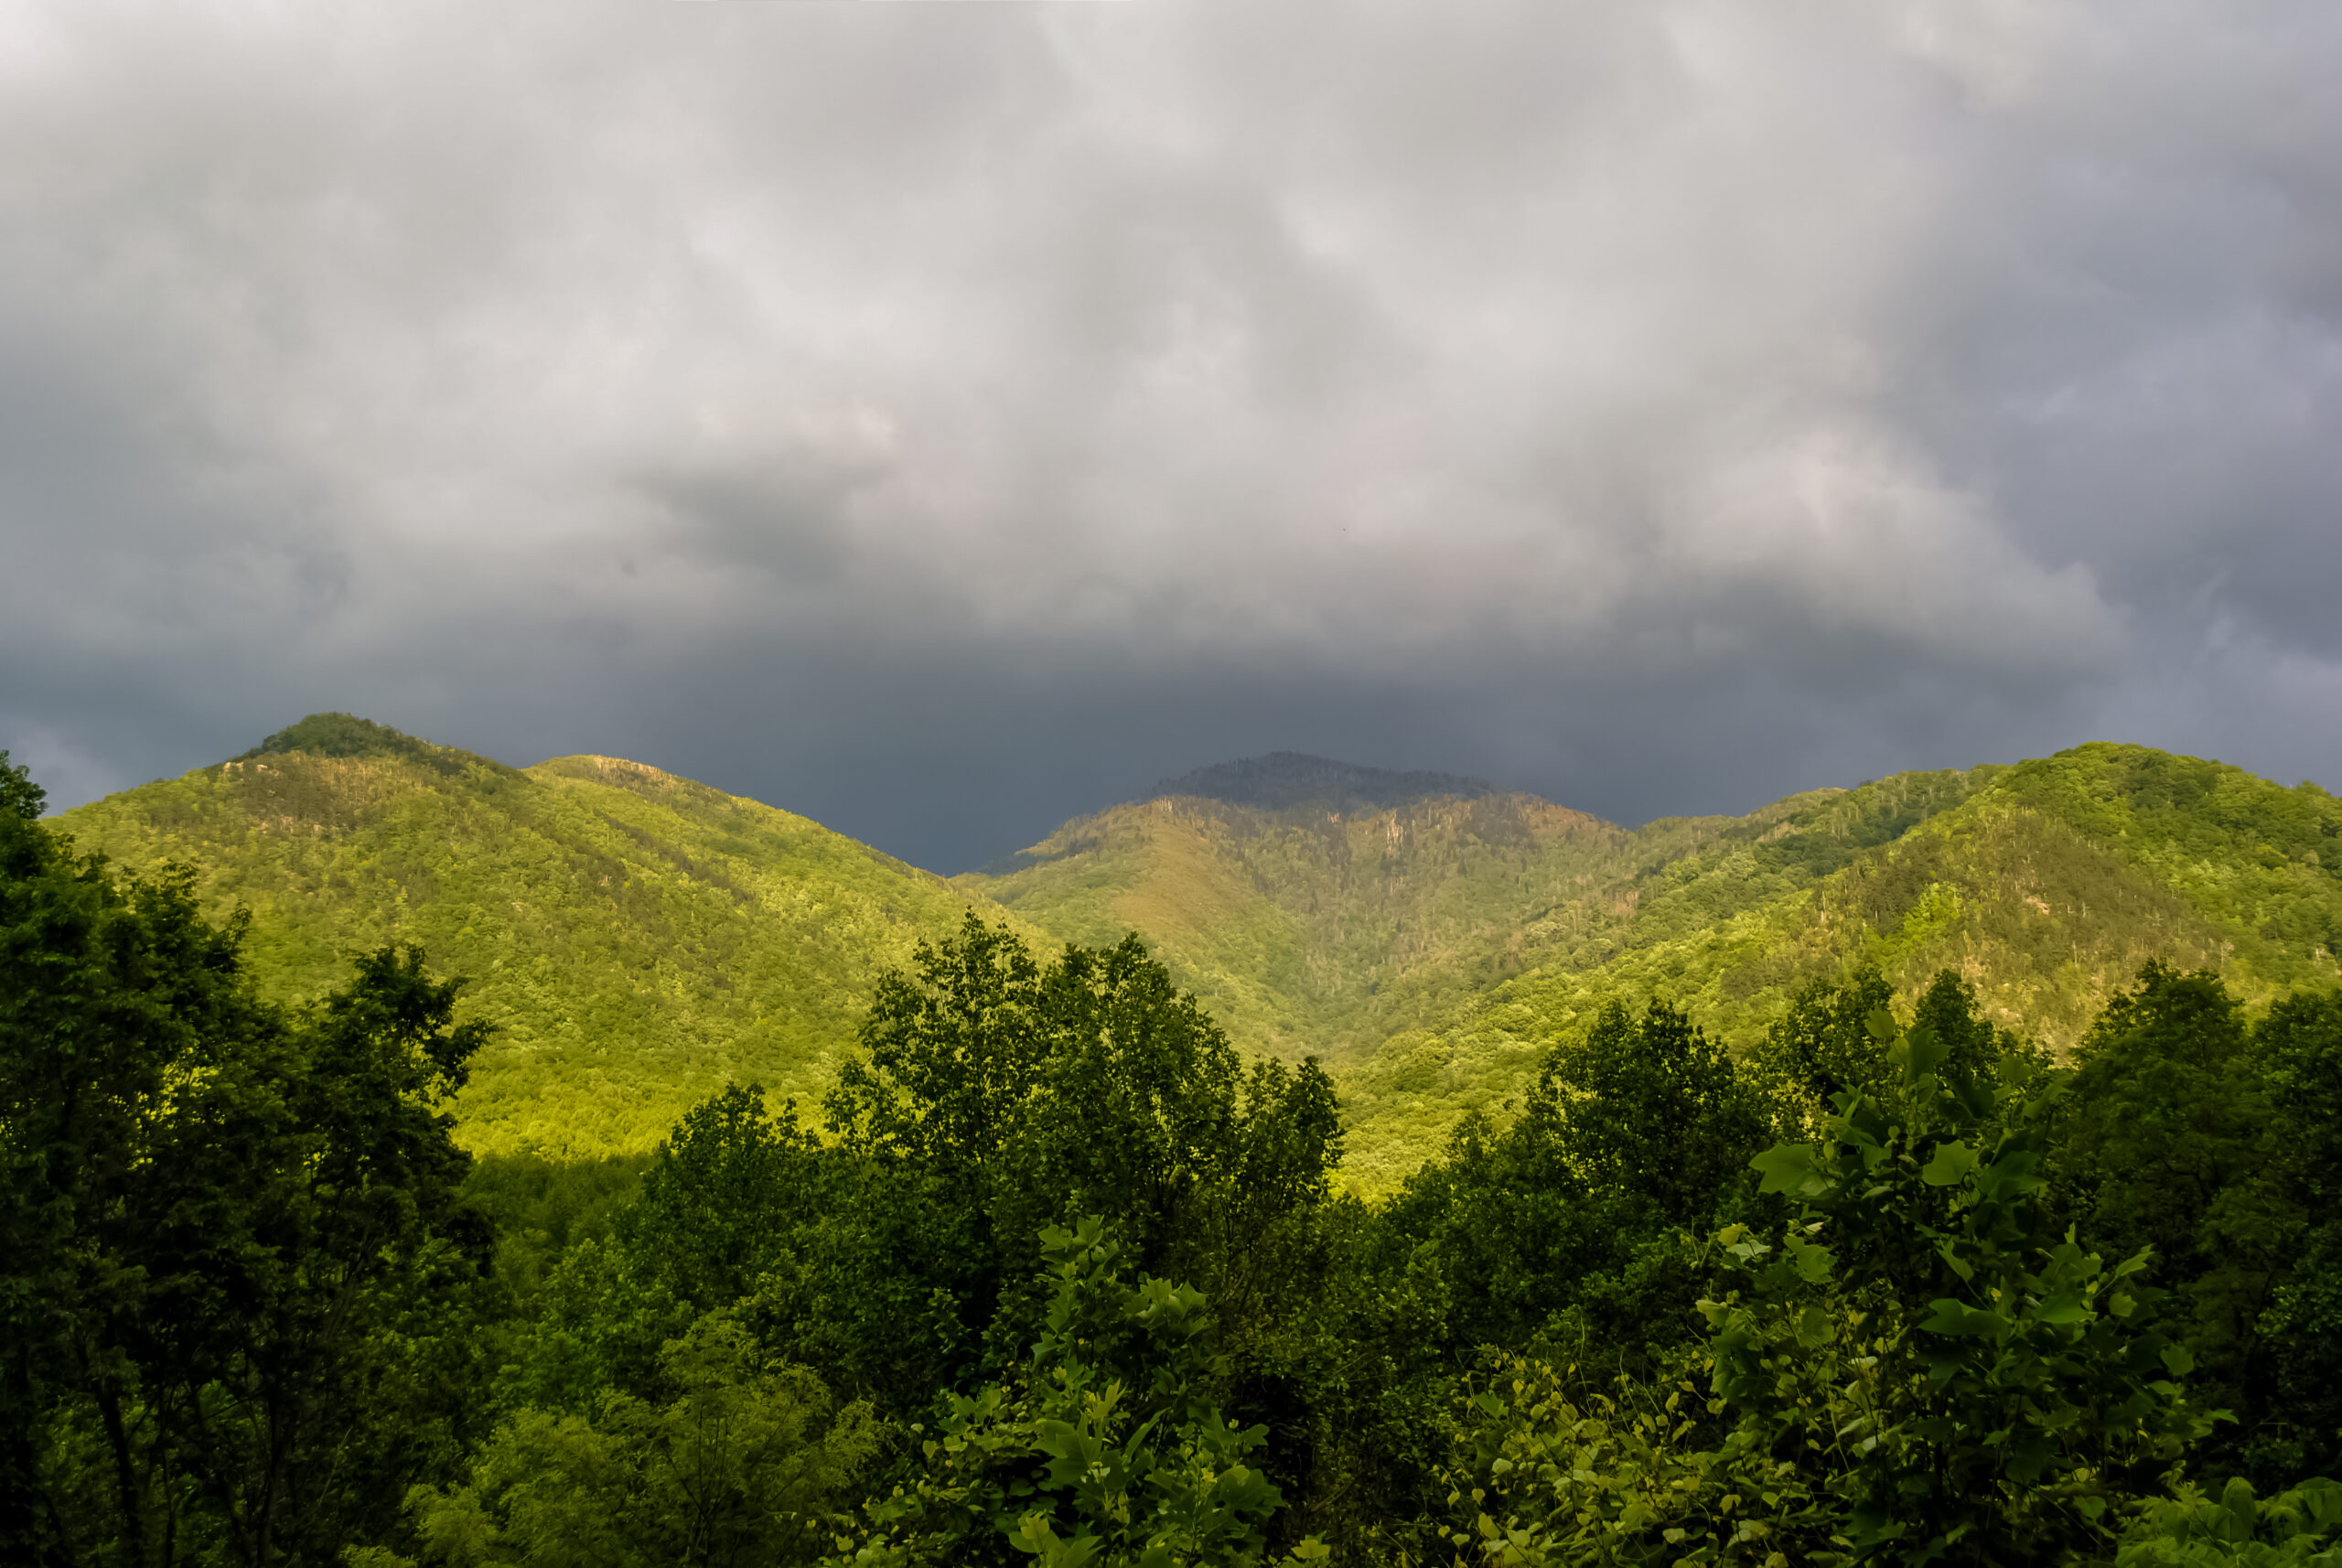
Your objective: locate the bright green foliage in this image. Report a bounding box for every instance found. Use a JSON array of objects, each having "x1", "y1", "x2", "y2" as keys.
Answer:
[
  {"x1": 963, "y1": 746, "x2": 2342, "y2": 1192},
  {"x1": 961, "y1": 773, "x2": 1649, "y2": 1071},
  {"x1": 829, "y1": 1218, "x2": 1324, "y2": 1568},
  {"x1": 402, "y1": 1315, "x2": 880, "y2": 1568},
  {"x1": 54, "y1": 717, "x2": 1022, "y2": 1156},
  {"x1": 0, "y1": 800, "x2": 491, "y2": 1566},
  {"x1": 2119, "y1": 1477, "x2": 2342, "y2": 1566},
  {"x1": 1711, "y1": 1004, "x2": 2208, "y2": 1563},
  {"x1": 60, "y1": 725, "x2": 2342, "y2": 1193},
  {"x1": 1341, "y1": 746, "x2": 2342, "y2": 1187},
  {"x1": 1437, "y1": 1351, "x2": 1830, "y2": 1566}
]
